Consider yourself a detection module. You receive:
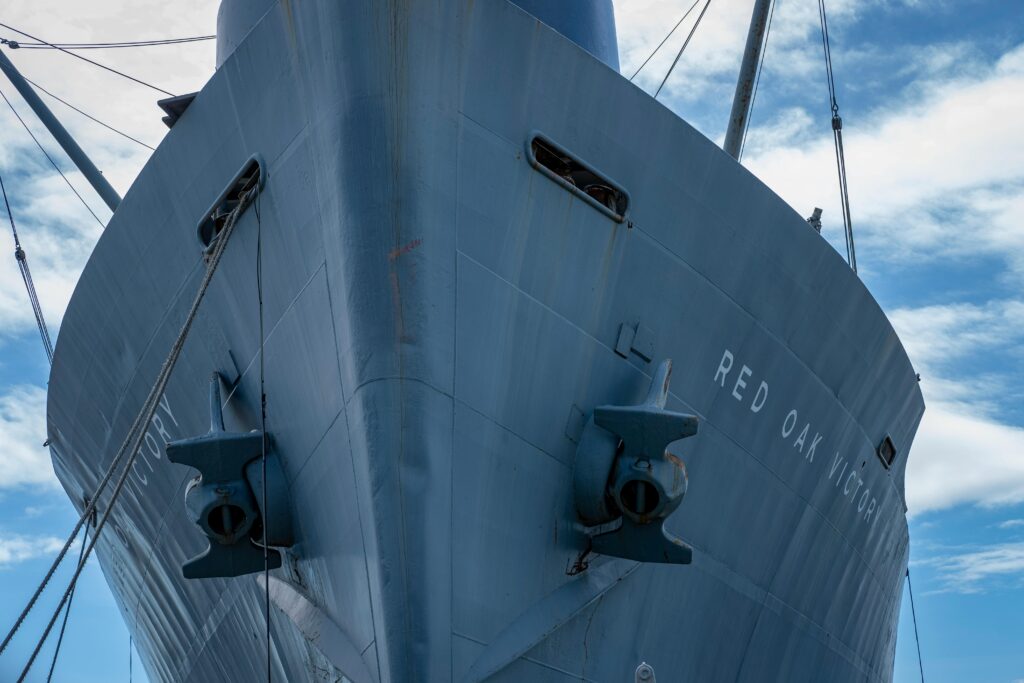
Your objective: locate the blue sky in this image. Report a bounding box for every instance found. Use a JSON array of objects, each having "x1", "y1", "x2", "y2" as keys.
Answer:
[{"x1": 0, "y1": 0, "x2": 1022, "y2": 681}]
